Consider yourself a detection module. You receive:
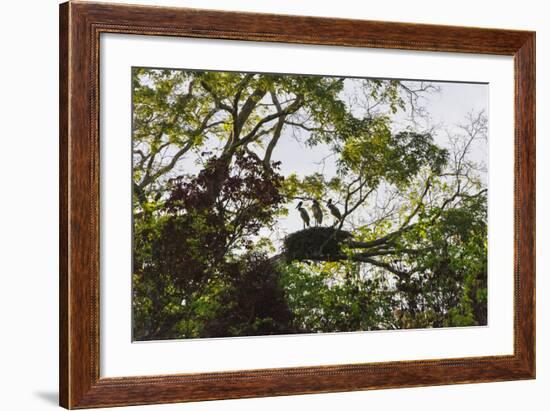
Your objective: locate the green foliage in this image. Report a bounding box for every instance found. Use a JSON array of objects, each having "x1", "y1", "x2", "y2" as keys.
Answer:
[
  {"x1": 393, "y1": 192, "x2": 488, "y2": 328},
  {"x1": 131, "y1": 67, "x2": 487, "y2": 339},
  {"x1": 340, "y1": 129, "x2": 448, "y2": 186},
  {"x1": 279, "y1": 262, "x2": 395, "y2": 332}
]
